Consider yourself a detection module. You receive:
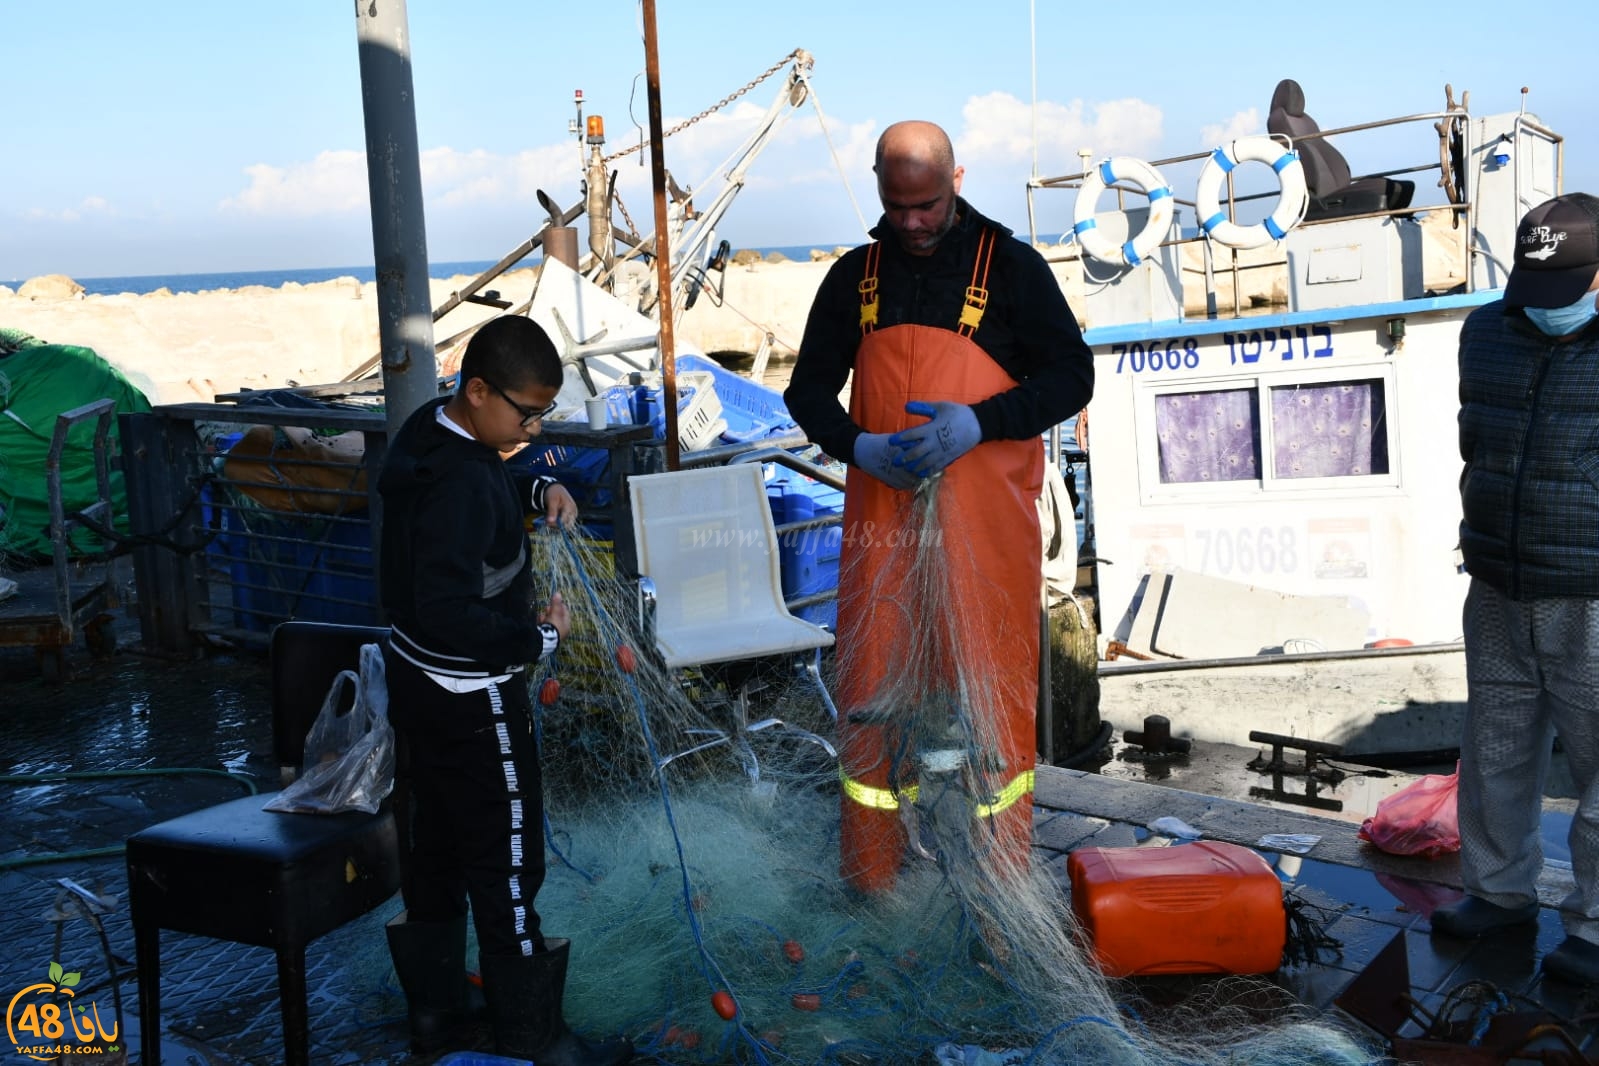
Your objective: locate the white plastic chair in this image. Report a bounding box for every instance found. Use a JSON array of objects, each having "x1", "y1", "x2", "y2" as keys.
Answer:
[{"x1": 628, "y1": 463, "x2": 837, "y2": 778}]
